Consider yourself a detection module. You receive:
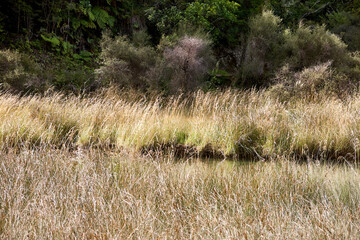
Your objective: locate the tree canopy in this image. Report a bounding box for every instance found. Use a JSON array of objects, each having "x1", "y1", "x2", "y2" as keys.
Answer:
[{"x1": 0, "y1": 0, "x2": 359, "y2": 94}]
